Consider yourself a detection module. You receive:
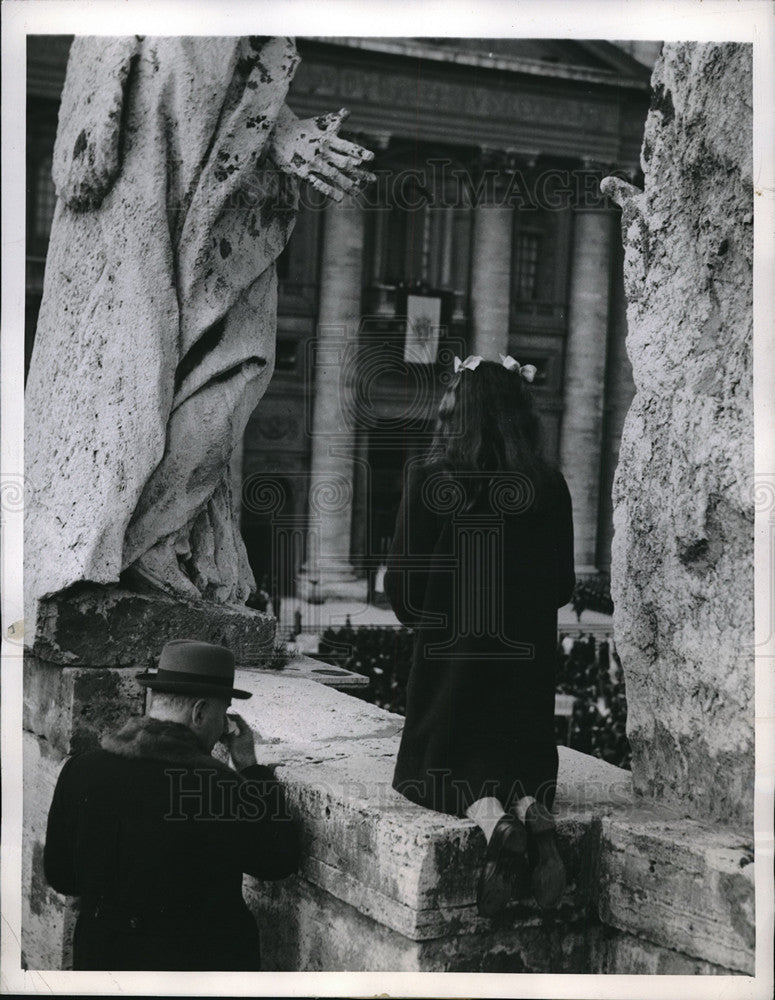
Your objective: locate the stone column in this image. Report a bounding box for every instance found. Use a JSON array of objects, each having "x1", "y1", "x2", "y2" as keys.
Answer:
[
  {"x1": 602, "y1": 42, "x2": 754, "y2": 827},
  {"x1": 298, "y1": 195, "x2": 367, "y2": 602},
  {"x1": 469, "y1": 202, "x2": 513, "y2": 359},
  {"x1": 559, "y1": 209, "x2": 614, "y2": 573}
]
